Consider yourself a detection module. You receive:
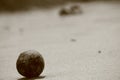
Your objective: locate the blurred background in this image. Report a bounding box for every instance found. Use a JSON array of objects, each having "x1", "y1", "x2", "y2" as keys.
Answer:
[{"x1": 0, "y1": 0, "x2": 119, "y2": 11}]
